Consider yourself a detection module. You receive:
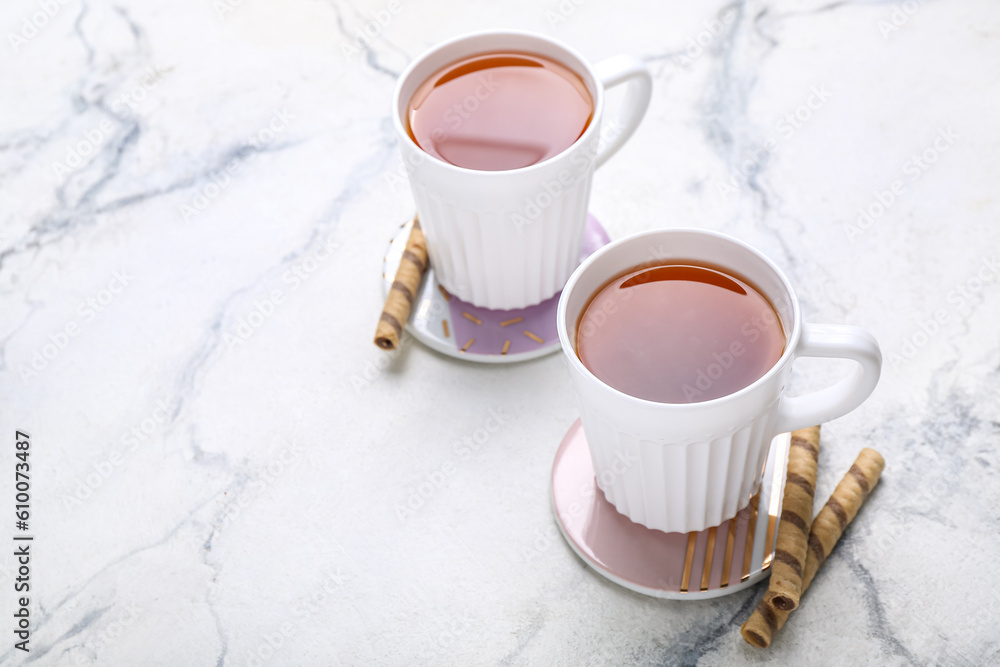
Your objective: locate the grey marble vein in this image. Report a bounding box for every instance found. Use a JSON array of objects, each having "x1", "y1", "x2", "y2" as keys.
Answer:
[{"x1": 1, "y1": 0, "x2": 998, "y2": 664}]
